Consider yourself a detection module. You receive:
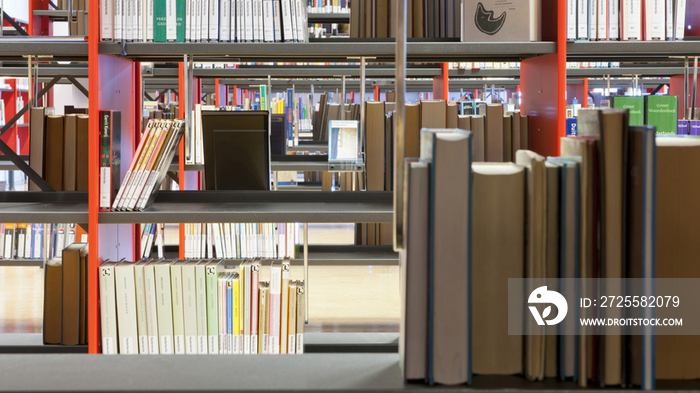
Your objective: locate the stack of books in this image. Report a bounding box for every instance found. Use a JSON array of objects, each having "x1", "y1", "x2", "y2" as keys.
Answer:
[
  {"x1": 108, "y1": 118, "x2": 186, "y2": 211},
  {"x1": 28, "y1": 108, "x2": 90, "y2": 191},
  {"x1": 99, "y1": 257, "x2": 305, "y2": 354},
  {"x1": 0, "y1": 223, "x2": 84, "y2": 260},
  {"x1": 184, "y1": 223, "x2": 297, "y2": 259},
  {"x1": 100, "y1": 0, "x2": 309, "y2": 43},
  {"x1": 566, "y1": 0, "x2": 688, "y2": 41}
]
